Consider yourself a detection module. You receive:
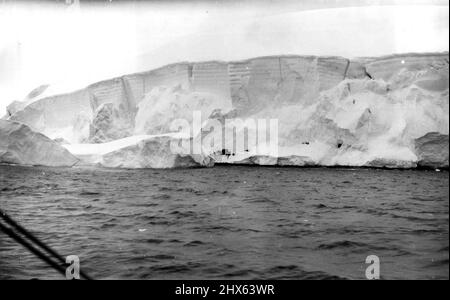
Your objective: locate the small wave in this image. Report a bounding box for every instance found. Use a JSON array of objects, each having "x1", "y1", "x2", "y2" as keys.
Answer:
[
  {"x1": 169, "y1": 210, "x2": 196, "y2": 218},
  {"x1": 194, "y1": 225, "x2": 245, "y2": 233},
  {"x1": 317, "y1": 240, "x2": 372, "y2": 250},
  {"x1": 1, "y1": 186, "x2": 28, "y2": 192},
  {"x1": 439, "y1": 246, "x2": 449, "y2": 252},
  {"x1": 314, "y1": 203, "x2": 329, "y2": 209},
  {"x1": 206, "y1": 190, "x2": 232, "y2": 196},
  {"x1": 245, "y1": 197, "x2": 278, "y2": 205},
  {"x1": 153, "y1": 194, "x2": 171, "y2": 200},
  {"x1": 264, "y1": 265, "x2": 346, "y2": 280},
  {"x1": 100, "y1": 223, "x2": 116, "y2": 229},
  {"x1": 184, "y1": 240, "x2": 205, "y2": 247},
  {"x1": 168, "y1": 239, "x2": 183, "y2": 244},
  {"x1": 147, "y1": 220, "x2": 174, "y2": 226},
  {"x1": 389, "y1": 212, "x2": 436, "y2": 222},
  {"x1": 426, "y1": 258, "x2": 449, "y2": 268},
  {"x1": 150, "y1": 263, "x2": 201, "y2": 274},
  {"x1": 299, "y1": 272, "x2": 347, "y2": 280},
  {"x1": 141, "y1": 215, "x2": 160, "y2": 221},
  {"x1": 79, "y1": 191, "x2": 102, "y2": 196},
  {"x1": 410, "y1": 228, "x2": 443, "y2": 234},
  {"x1": 149, "y1": 254, "x2": 175, "y2": 260},
  {"x1": 267, "y1": 265, "x2": 299, "y2": 272},
  {"x1": 223, "y1": 269, "x2": 254, "y2": 278},
  {"x1": 146, "y1": 238, "x2": 165, "y2": 244},
  {"x1": 158, "y1": 187, "x2": 172, "y2": 192}
]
